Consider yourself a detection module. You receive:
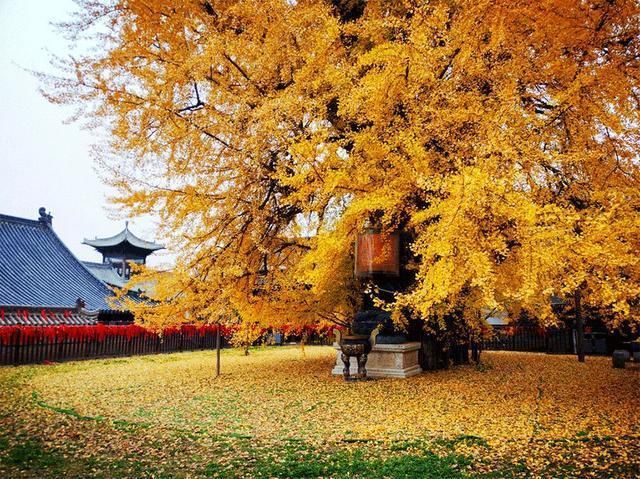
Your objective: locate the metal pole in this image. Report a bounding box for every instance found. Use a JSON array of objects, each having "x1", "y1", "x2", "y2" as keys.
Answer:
[
  {"x1": 575, "y1": 289, "x2": 585, "y2": 363},
  {"x1": 215, "y1": 323, "x2": 221, "y2": 377}
]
